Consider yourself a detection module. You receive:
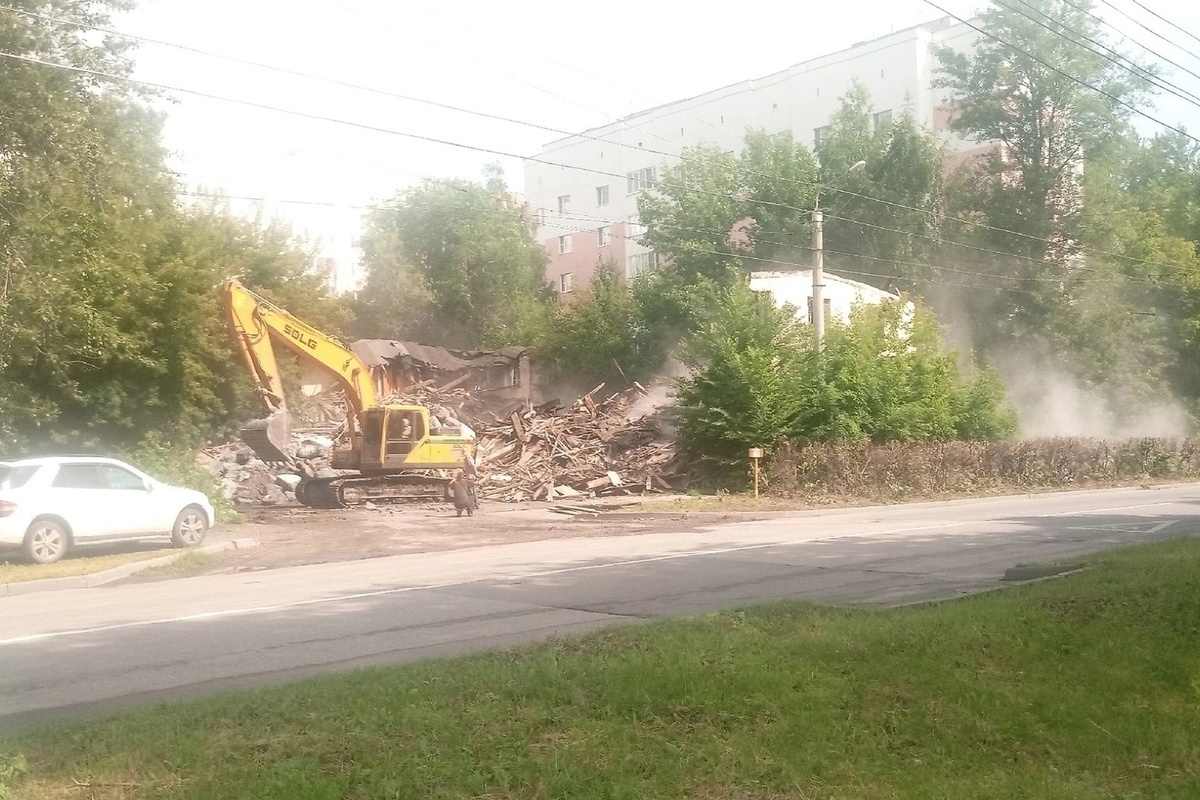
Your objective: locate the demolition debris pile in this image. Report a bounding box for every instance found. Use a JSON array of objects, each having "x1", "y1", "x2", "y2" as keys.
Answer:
[
  {"x1": 205, "y1": 382, "x2": 683, "y2": 506},
  {"x1": 470, "y1": 385, "x2": 682, "y2": 502}
]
